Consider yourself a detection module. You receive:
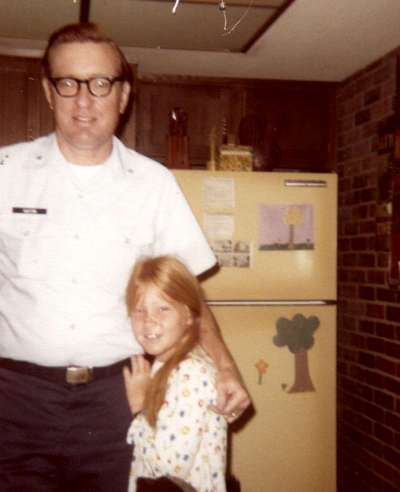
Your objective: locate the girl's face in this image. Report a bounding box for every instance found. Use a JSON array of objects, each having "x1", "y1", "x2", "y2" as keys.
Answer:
[{"x1": 130, "y1": 285, "x2": 193, "y2": 362}]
